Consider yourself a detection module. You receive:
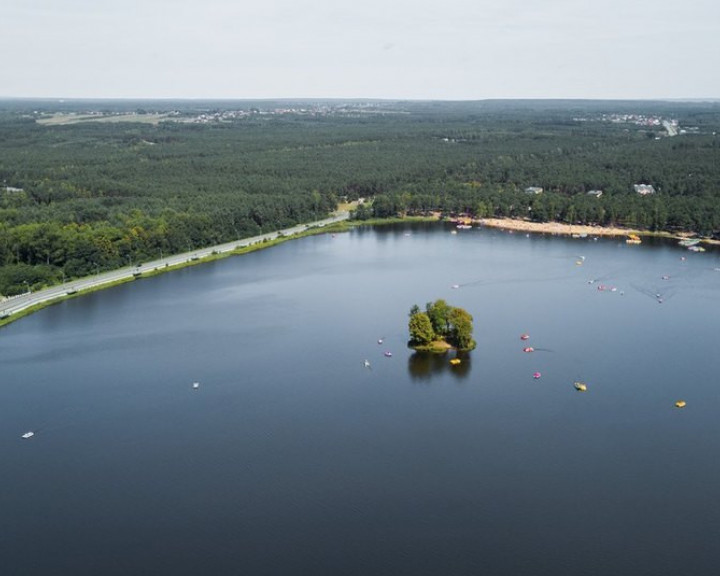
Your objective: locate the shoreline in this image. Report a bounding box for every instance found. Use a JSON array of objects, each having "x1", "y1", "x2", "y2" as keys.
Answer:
[
  {"x1": 1, "y1": 213, "x2": 716, "y2": 329},
  {"x1": 478, "y1": 218, "x2": 644, "y2": 238},
  {"x1": 0, "y1": 213, "x2": 352, "y2": 329},
  {"x1": 475, "y1": 218, "x2": 720, "y2": 245},
  {"x1": 0, "y1": 213, "x2": 441, "y2": 329}
]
